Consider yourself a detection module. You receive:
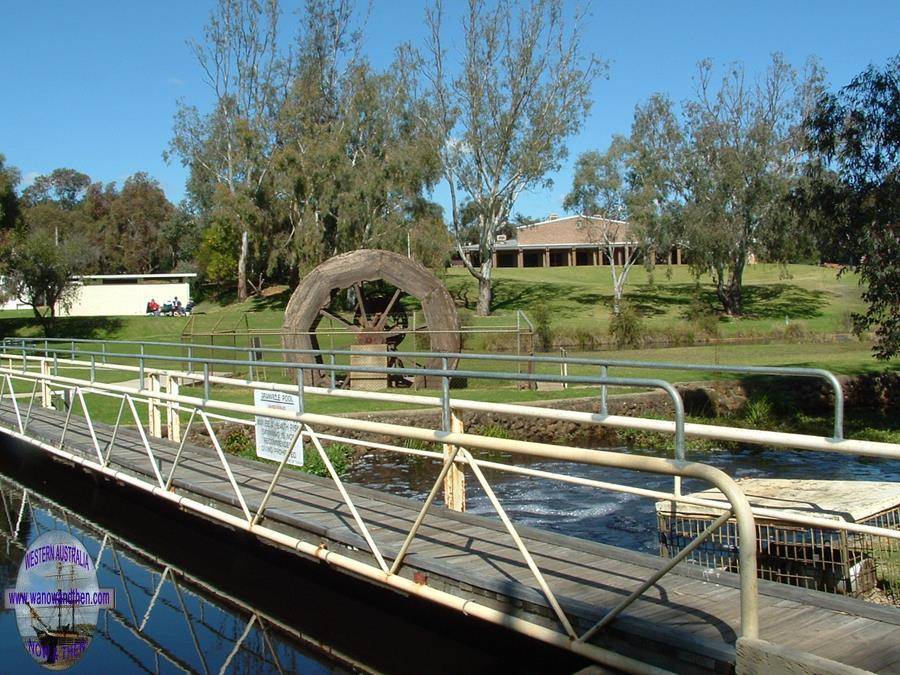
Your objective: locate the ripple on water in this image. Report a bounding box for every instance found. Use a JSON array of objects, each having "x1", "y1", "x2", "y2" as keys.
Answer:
[{"x1": 346, "y1": 446, "x2": 900, "y2": 552}]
